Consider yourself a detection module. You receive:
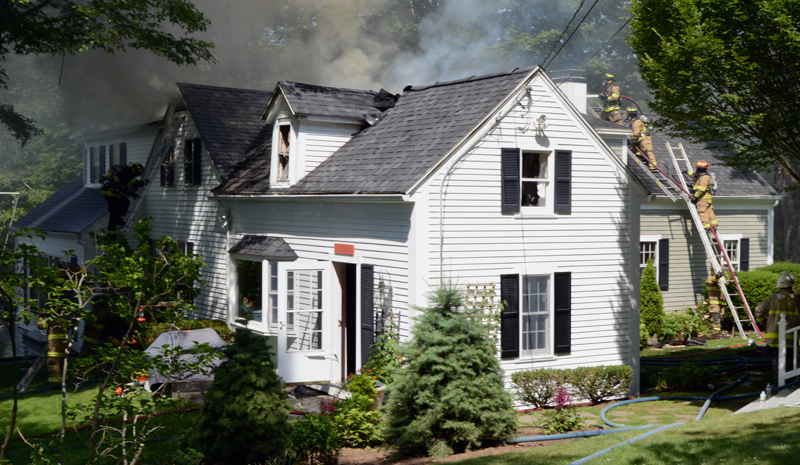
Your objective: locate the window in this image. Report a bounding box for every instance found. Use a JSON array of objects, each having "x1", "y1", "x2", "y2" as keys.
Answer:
[
  {"x1": 161, "y1": 146, "x2": 175, "y2": 187},
  {"x1": 521, "y1": 152, "x2": 549, "y2": 207},
  {"x1": 89, "y1": 147, "x2": 99, "y2": 183},
  {"x1": 500, "y1": 272, "x2": 571, "y2": 358},
  {"x1": 717, "y1": 236, "x2": 749, "y2": 272},
  {"x1": 183, "y1": 138, "x2": 202, "y2": 186},
  {"x1": 237, "y1": 259, "x2": 262, "y2": 322},
  {"x1": 639, "y1": 241, "x2": 658, "y2": 278},
  {"x1": 277, "y1": 125, "x2": 291, "y2": 182},
  {"x1": 287, "y1": 270, "x2": 323, "y2": 350},
  {"x1": 501, "y1": 148, "x2": 571, "y2": 214},
  {"x1": 522, "y1": 275, "x2": 550, "y2": 355}
]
